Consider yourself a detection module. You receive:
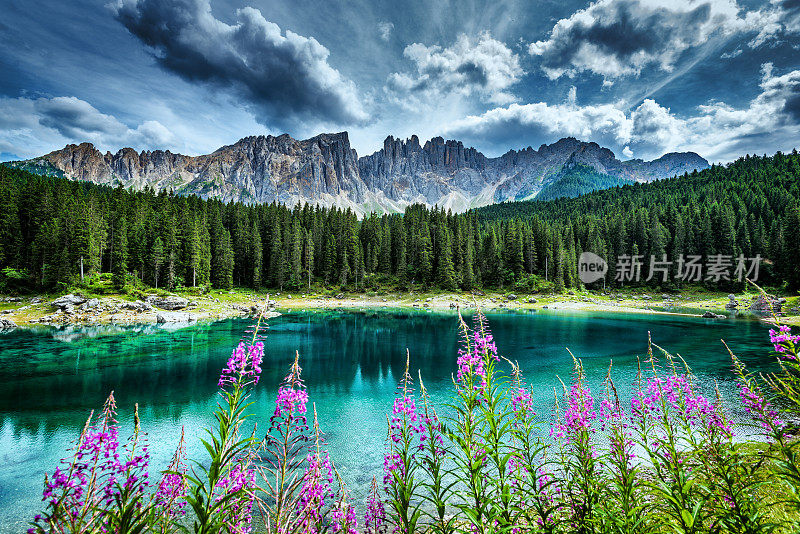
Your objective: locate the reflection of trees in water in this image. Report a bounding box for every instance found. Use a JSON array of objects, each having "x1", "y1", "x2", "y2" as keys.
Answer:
[
  {"x1": 0, "y1": 311, "x2": 772, "y2": 450},
  {"x1": 270, "y1": 310, "x2": 462, "y2": 388},
  {"x1": 0, "y1": 319, "x2": 258, "y2": 416}
]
